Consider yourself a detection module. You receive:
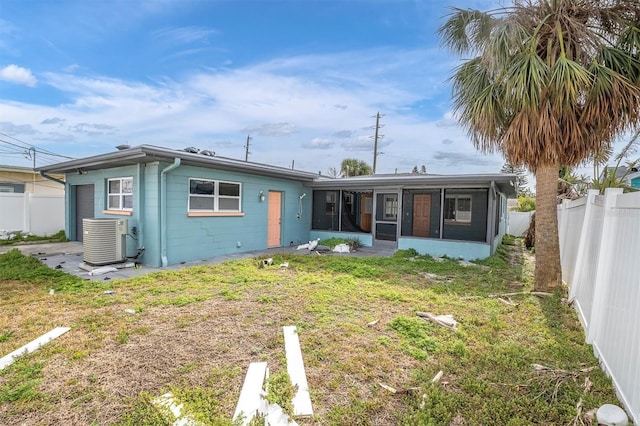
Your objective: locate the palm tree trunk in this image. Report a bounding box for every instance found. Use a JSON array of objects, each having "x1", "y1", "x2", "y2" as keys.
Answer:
[{"x1": 534, "y1": 163, "x2": 562, "y2": 291}]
